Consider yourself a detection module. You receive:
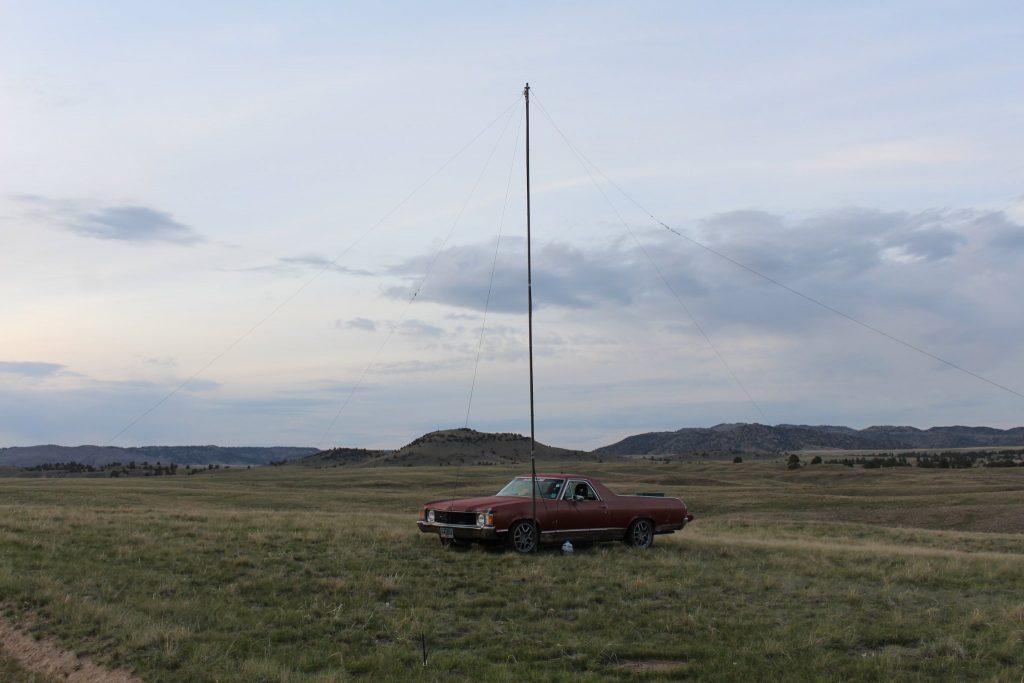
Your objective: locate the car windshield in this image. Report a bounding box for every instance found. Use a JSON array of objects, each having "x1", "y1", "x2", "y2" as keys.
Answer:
[{"x1": 496, "y1": 477, "x2": 565, "y2": 499}]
